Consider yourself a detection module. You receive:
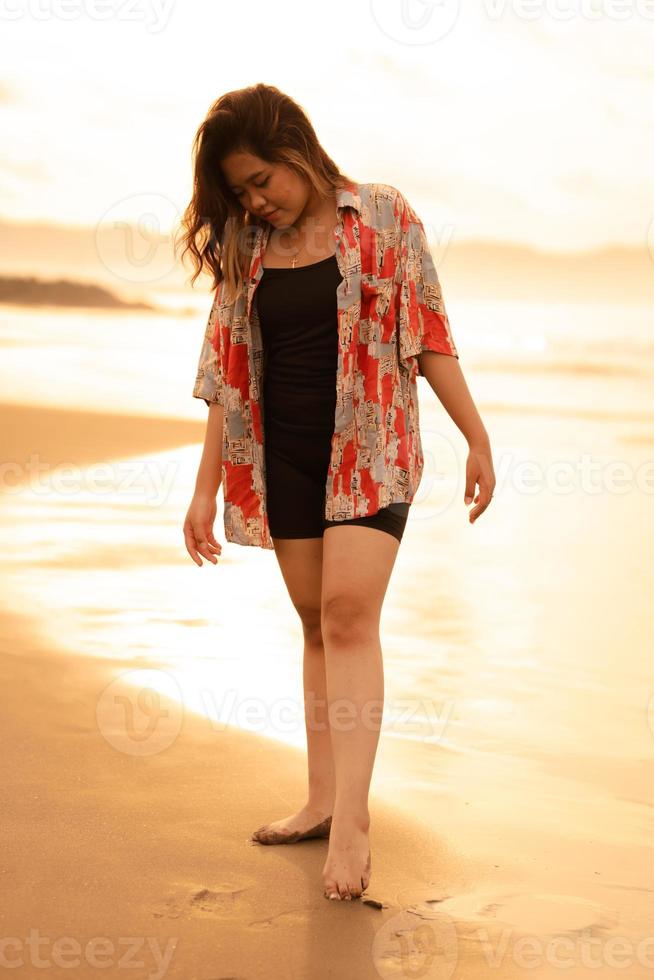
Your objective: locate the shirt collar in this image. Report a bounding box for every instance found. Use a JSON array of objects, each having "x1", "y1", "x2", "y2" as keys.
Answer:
[{"x1": 336, "y1": 180, "x2": 361, "y2": 215}]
